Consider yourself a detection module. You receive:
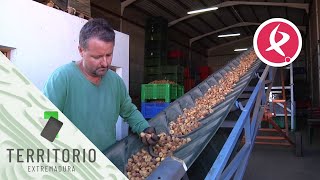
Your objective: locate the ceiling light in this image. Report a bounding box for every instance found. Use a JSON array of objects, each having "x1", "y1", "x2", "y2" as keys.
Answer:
[
  {"x1": 218, "y1": 33, "x2": 241, "y2": 38},
  {"x1": 234, "y1": 48, "x2": 248, "y2": 52},
  {"x1": 187, "y1": 7, "x2": 219, "y2": 14}
]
